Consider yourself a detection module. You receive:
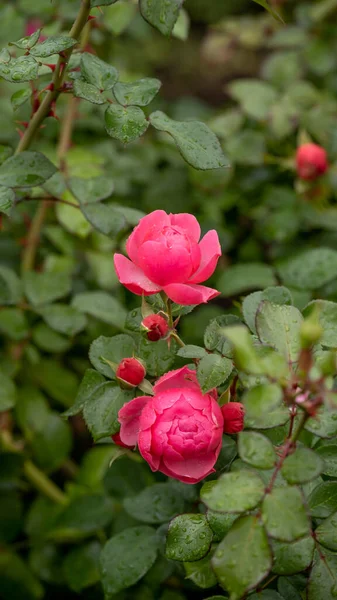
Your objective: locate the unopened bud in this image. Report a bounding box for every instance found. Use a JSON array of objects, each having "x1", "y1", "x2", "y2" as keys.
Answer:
[
  {"x1": 296, "y1": 143, "x2": 328, "y2": 181},
  {"x1": 116, "y1": 357, "x2": 146, "y2": 389},
  {"x1": 141, "y1": 314, "x2": 169, "y2": 342},
  {"x1": 221, "y1": 402, "x2": 245, "y2": 434}
]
